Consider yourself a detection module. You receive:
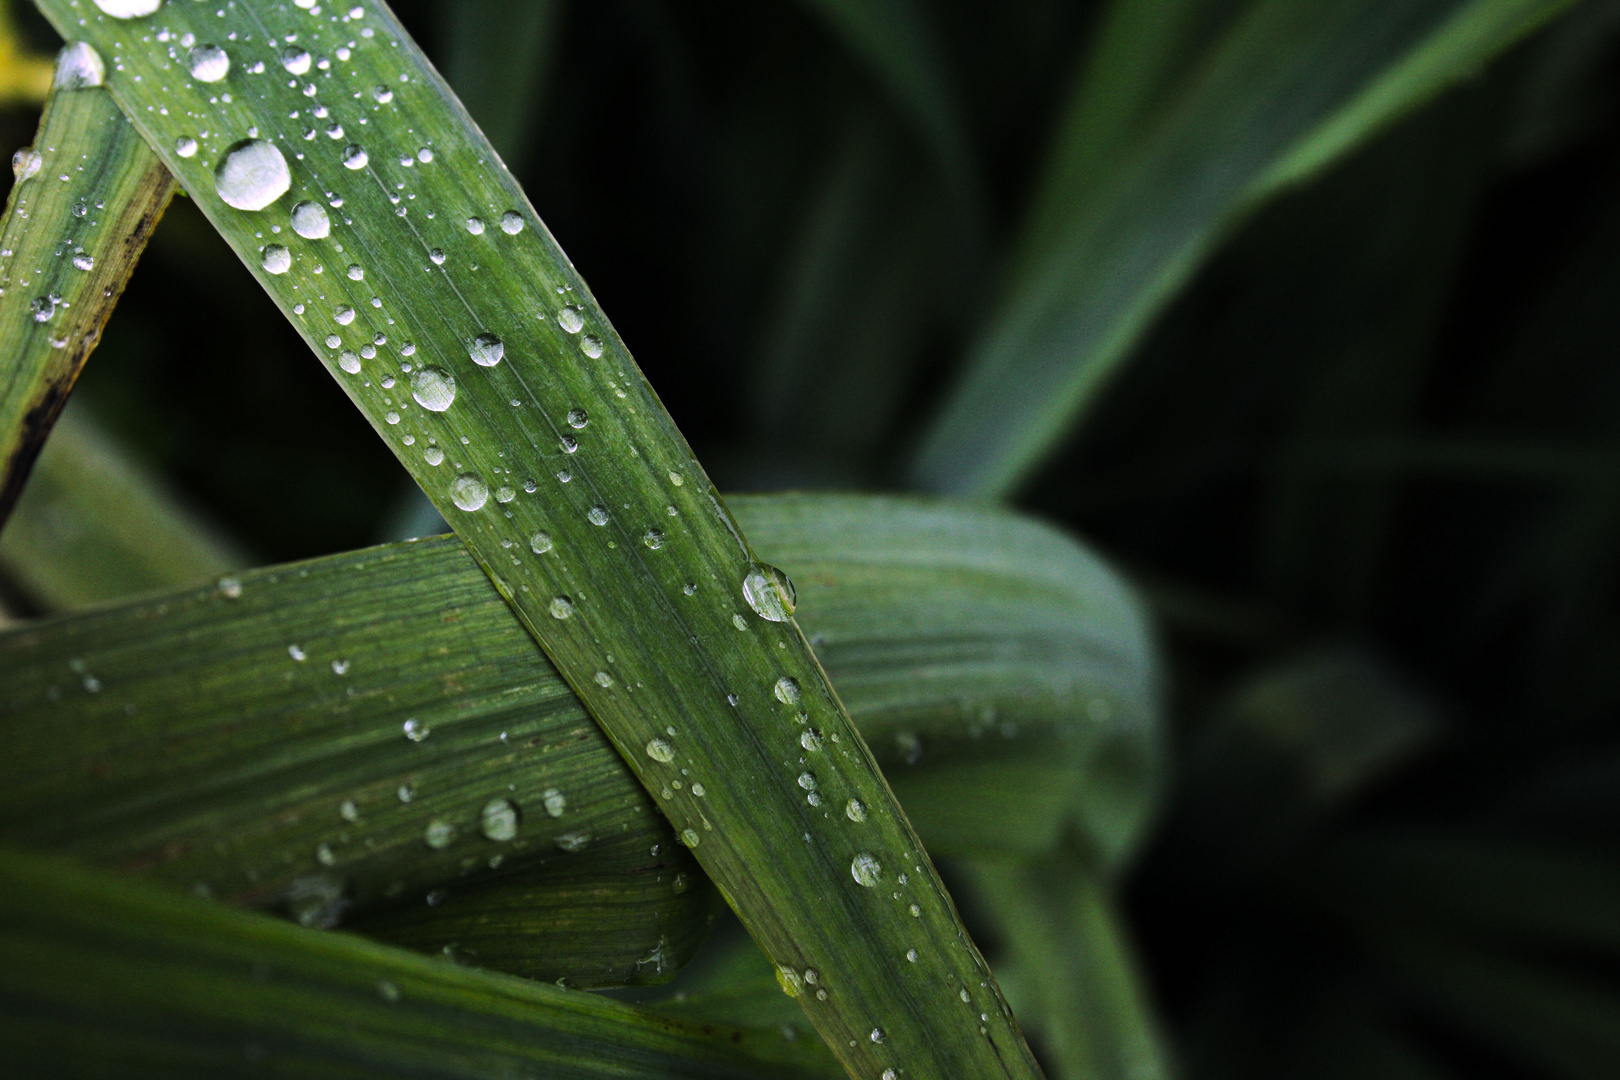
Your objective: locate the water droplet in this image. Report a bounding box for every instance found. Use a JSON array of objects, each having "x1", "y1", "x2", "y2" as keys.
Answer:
[
  {"x1": 906, "y1": 948, "x2": 918, "y2": 962},
  {"x1": 681, "y1": 828, "x2": 700, "y2": 848},
  {"x1": 345, "y1": 263, "x2": 364, "y2": 281},
  {"x1": 215, "y1": 140, "x2": 290, "y2": 211},
  {"x1": 743, "y1": 565, "x2": 796, "y2": 622},
  {"x1": 315, "y1": 842, "x2": 337, "y2": 866},
  {"x1": 845, "y1": 798, "x2": 867, "y2": 823},
  {"x1": 397, "y1": 782, "x2": 415, "y2": 803},
  {"x1": 581, "y1": 334, "x2": 603, "y2": 358},
  {"x1": 910, "y1": 903, "x2": 921, "y2": 917},
  {"x1": 797, "y1": 772, "x2": 818, "y2": 791},
  {"x1": 646, "y1": 738, "x2": 675, "y2": 763},
  {"x1": 29, "y1": 296, "x2": 56, "y2": 323},
  {"x1": 774, "y1": 676, "x2": 801, "y2": 705},
  {"x1": 587, "y1": 505, "x2": 609, "y2": 526},
  {"x1": 72, "y1": 252, "x2": 95, "y2": 271},
  {"x1": 280, "y1": 46, "x2": 311, "y2": 74},
  {"x1": 335, "y1": 306, "x2": 357, "y2": 326},
  {"x1": 218, "y1": 576, "x2": 243, "y2": 599},
  {"x1": 93, "y1": 0, "x2": 162, "y2": 19},
  {"x1": 425, "y1": 888, "x2": 446, "y2": 906},
  {"x1": 341, "y1": 144, "x2": 368, "y2": 170},
  {"x1": 409, "y1": 367, "x2": 455, "y2": 411},
  {"x1": 557, "y1": 305, "x2": 583, "y2": 333},
  {"x1": 331, "y1": 658, "x2": 351, "y2": 675},
  {"x1": 11, "y1": 148, "x2": 40, "y2": 182},
  {"x1": 499, "y1": 210, "x2": 524, "y2": 234},
  {"x1": 423, "y1": 819, "x2": 456, "y2": 849},
  {"x1": 376, "y1": 979, "x2": 400, "y2": 1003},
  {"x1": 691, "y1": 782, "x2": 706, "y2": 797},
  {"x1": 187, "y1": 43, "x2": 229, "y2": 82},
  {"x1": 450, "y1": 474, "x2": 489, "y2": 512},
  {"x1": 960, "y1": 989, "x2": 971, "y2": 1003},
  {"x1": 530, "y1": 531, "x2": 553, "y2": 554},
  {"x1": 566, "y1": 407, "x2": 589, "y2": 428},
  {"x1": 800, "y1": 728, "x2": 823, "y2": 752},
  {"x1": 174, "y1": 135, "x2": 198, "y2": 158},
  {"x1": 54, "y1": 42, "x2": 105, "y2": 90},
  {"x1": 542, "y1": 788, "x2": 567, "y2": 817},
  {"x1": 261, "y1": 245, "x2": 291, "y2": 274},
  {"x1": 465, "y1": 216, "x2": 485, "y2": 235},
  {"x1": 402, "y1": 718, "x2": 430, "y2": 742},
  {"x1": 424, "y1": 446, "x2": 444, "y2": 466},
  {"x1": 480, "y1": 798, "x2": 519, "y2": 841},
  {"x1": 372, "y1": 84, "x2": 394, "y2": 103},
  {"x1": 548, "y1": 596, "x2": 574, "y2": 620},
  {"x1": 870, "y1": 1029, "x2": 886, "y2": 1044},
  {"x1": 288, "y1": 644, "x2": 307, "y2": 661},
  {"x1": 643, "y1": 529, "x2": 665, "y2": 550},
  {"x1": 417, "y1": 147, "x2": 434, "y2": 163},
  {"x1": 339, "y1": 799, "x2": 360, "y2": 822},
  {"x1": 733, "y1": 614, "x2": 749, "y2": 631},
  {"x1": 883, "y1": 1070, "x2": 898, "y2": 1080},
  {"x1": 851, "y1": 852, "x2": 882, "y2": 887},
  {"x1": 338, "y1": 351, "x2": 361, "y2": 374},
  {"x1": 594, "y1": 671, "x2": 614, "y2": 688},
  {"x1": 291, "y1": 200, "x2": 330, "y2": 239},
  {"x1": 466, "y1": 333, "x2": 505, "y2": 367}
]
